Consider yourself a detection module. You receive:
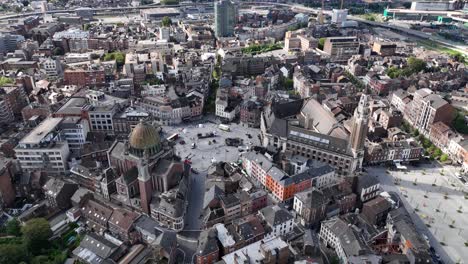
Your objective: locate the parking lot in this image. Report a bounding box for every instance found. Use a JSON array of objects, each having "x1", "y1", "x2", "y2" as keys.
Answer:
[
  {"x1": 368, "y1": 163, "x2": 468, "y2": 263},
  {"x1": 162, "y1": 121, "x2": 261, "y2": 172}
]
